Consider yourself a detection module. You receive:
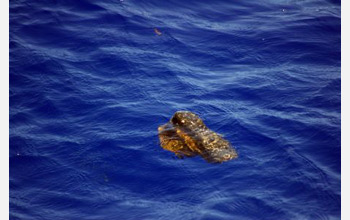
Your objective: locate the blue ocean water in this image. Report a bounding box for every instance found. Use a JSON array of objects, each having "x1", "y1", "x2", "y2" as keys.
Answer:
[{"x1": 10, "y1": 0, "x2": 341, "y2": 219}]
